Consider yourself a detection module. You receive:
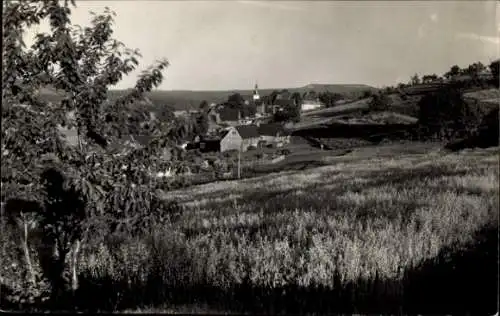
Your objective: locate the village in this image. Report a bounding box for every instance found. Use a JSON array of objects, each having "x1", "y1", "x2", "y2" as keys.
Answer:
[{"x1": 149, "y1": 84, "x2": 329, "y2": 180}]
